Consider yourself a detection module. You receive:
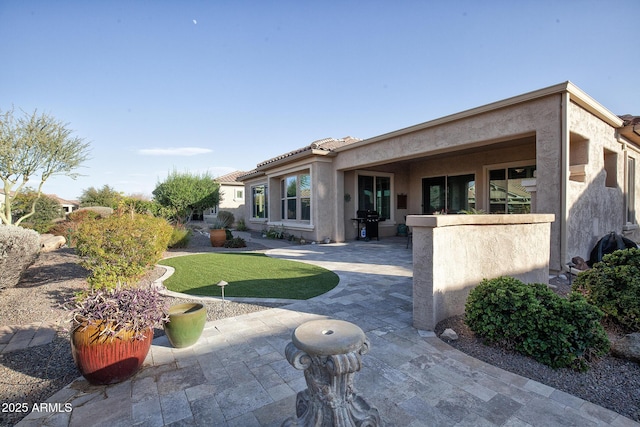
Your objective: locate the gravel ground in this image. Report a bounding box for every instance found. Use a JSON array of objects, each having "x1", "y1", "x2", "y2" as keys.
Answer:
[
  {"x1": 434, "y1": 279, "x2": 640, "y2": 422},
  {"x1": 1, "y1": 230, "x2": 639, "y2": 425}
]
